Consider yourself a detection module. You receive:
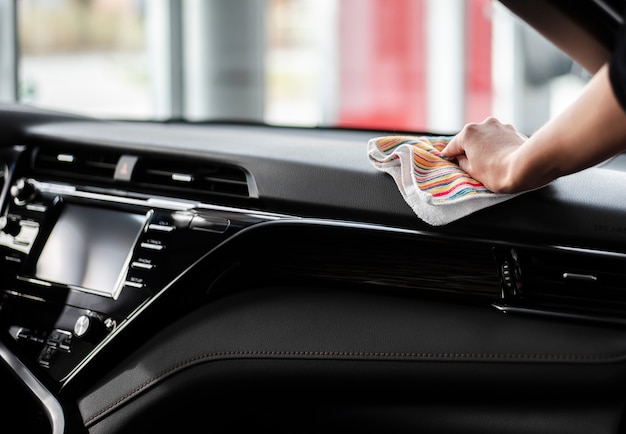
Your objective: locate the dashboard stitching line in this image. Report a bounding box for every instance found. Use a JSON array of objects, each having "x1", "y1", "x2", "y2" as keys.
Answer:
[{"x1": 84, "y1": 348, "x2": 626, "y2": 426}]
